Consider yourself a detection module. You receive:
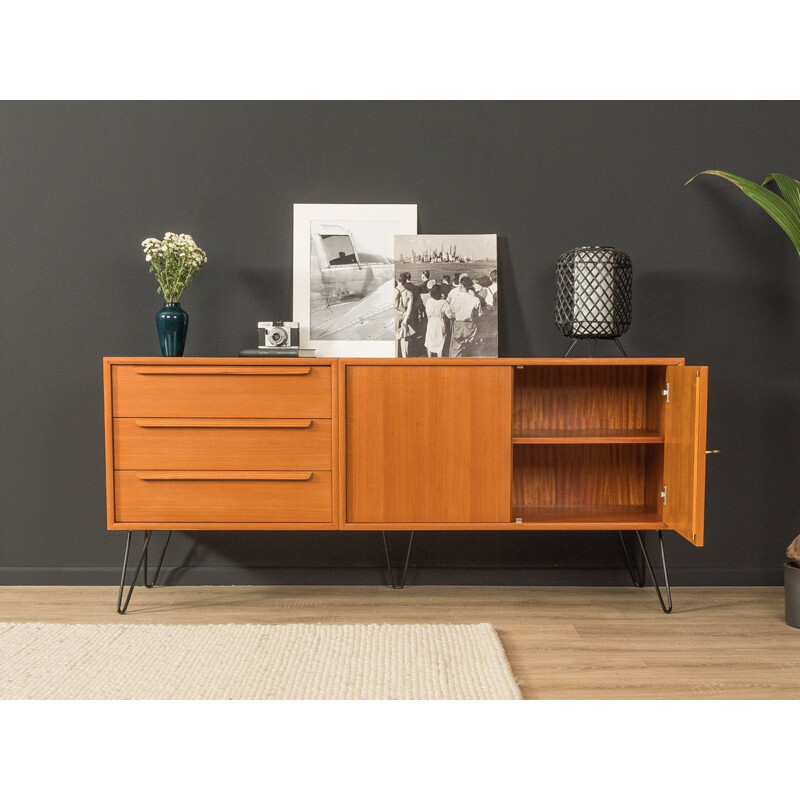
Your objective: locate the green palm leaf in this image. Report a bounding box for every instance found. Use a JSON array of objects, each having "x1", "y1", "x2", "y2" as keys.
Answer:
[
  {"x1": 762, "y1": 173, "x2": 800, "y2": 218},
  {"x1": 686, "y1": 169, "x2": 800, "y2": 259}
]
